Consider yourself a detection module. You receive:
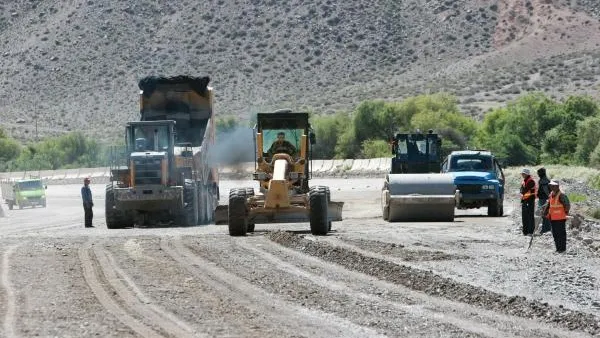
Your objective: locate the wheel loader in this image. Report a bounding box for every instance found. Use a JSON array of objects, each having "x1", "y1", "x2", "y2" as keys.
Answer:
[
  {"x1": 381, "y1": 130, "x2": 457, "y2": 222},
  {"x1": 214, "y1": 110, "x2": 344, "y2": 236},
  {"x1": 105, "y1": 76, "x2": 219, "y2": 228}
]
